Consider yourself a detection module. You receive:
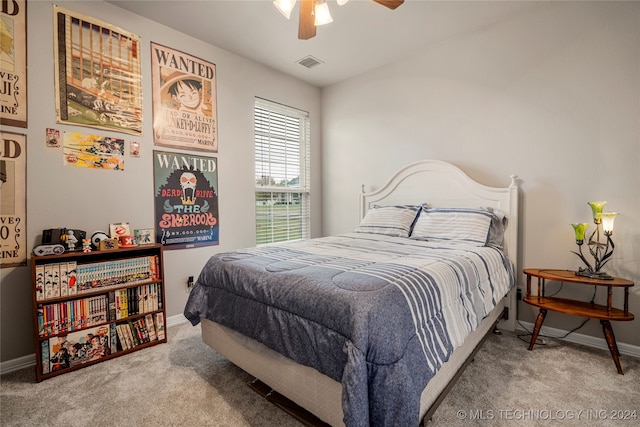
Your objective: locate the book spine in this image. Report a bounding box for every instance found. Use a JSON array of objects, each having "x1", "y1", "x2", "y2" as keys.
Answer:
[
  {"x1": 115, "y1": 324, "x2": 128, "y2": 350},
  {"x1": 130, "y1": 320, "x2": 142, "y2": 345},
  {"x1": 149, "y1": 256, "x2": 157, "y2": 280},
  {"x1": 35, "y1": 265, "x2": 45, "y2": 301},
  {"x1": 37, "y1": 307, "x2": 44, "y2": 337},
  {"x1": 139, "y1": 285, "x2": 145, "y2": 314},
  {"x1": 44, "y1": 264, "x2": 53, "y2": 300},
  {"x1": 145, "y1": 313, "x2": 157, "y2": 341},
  {"x1": 108, "y1": 291, "x2": 116, "y2": 321},
  {"x1": 110, "y1": 323, "x2": 118, "y2": 353},
  {"x1": 154, "y1": 312, "x2": 165, "y2": 341},
  {"x1": 67, "y1": 261, "x2": 77, "y2": 295},
  {"x1": 70, "y1": 300, "x2": 75, "y2": 331},
  {"x1": 53, "y1": 303, "x2": 59, "y2": 335},
  {"x1": 59, "y1": 262, "x2": 69, "y2": 297},
  {"x1": 52, "y1": 263, "x2": 61, "y2": 298},
  {"x1": 137, "y1": 318, "x2": 150, "y2": 343},
  {"x1": 125, "y1": 322, "x2": 137, "y2": 347},
  {"x1": 41, "y1": 339, "x2": 50, "y2": 375}
]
